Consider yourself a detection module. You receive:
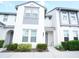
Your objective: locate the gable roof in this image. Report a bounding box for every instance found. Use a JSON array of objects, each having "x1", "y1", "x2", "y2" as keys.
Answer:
[
  {"x1": 0, "y1": 12, "x2": 16, "y2": 15},
  {"x1": 0, "y1": 22, "x2": 5, "y2": 26},
  {"x1": 48, "y1": 7, "x2": 79, "y2": 13},
  {"x1": 16, "y1": 1, "x2": 47, "y2": 10}
]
